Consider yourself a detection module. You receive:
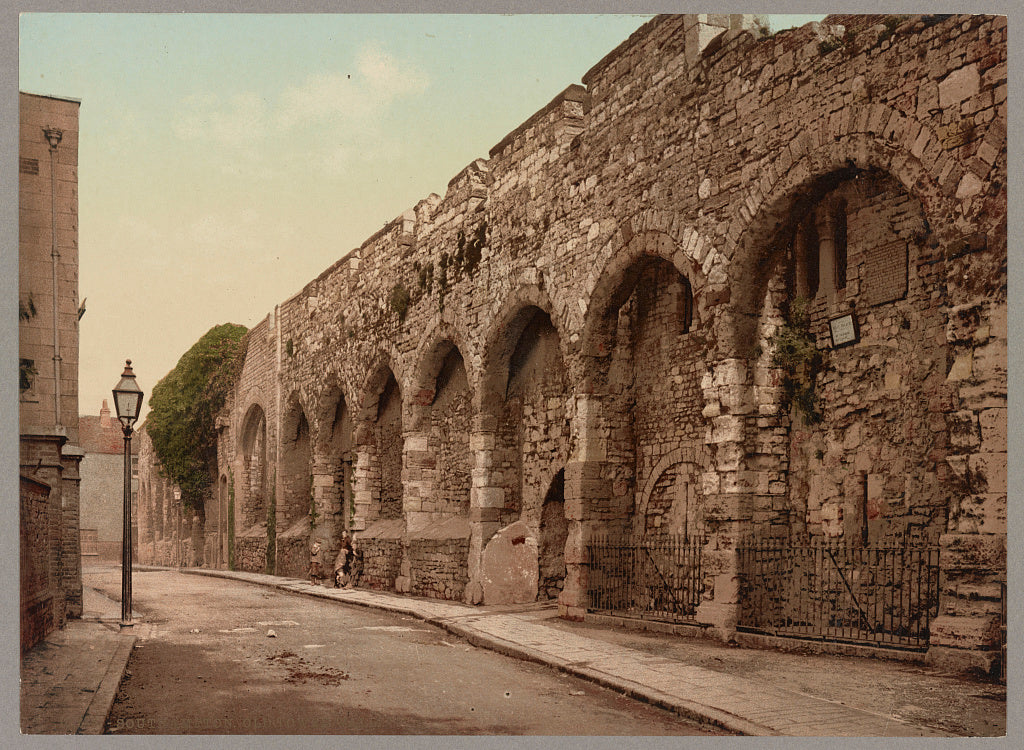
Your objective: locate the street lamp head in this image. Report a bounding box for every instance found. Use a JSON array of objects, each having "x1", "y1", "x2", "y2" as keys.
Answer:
[
  {"x1": 173, "y1": 486, "x2": 181, "y2": 501},
  {"x1": 112, "y1": 359, "x2": 144, "y2": 430}
]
